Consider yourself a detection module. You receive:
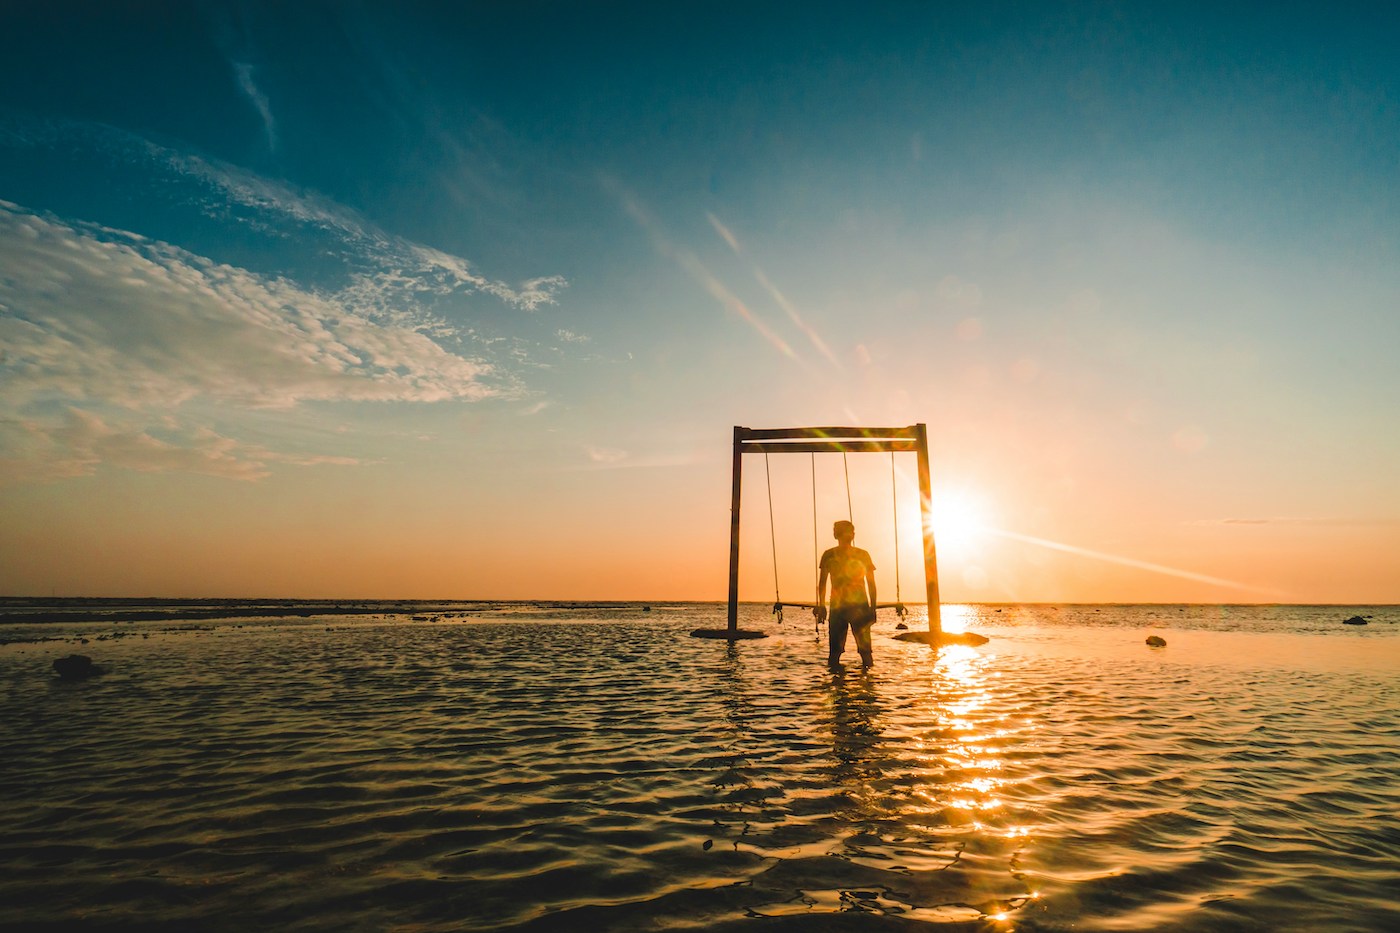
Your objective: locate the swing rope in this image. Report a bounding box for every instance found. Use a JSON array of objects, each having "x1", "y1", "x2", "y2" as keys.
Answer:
[
  {"x1": 842, "y1": 451, "x2": 853, "y2": 521},
  {"x1": 764, "y1": 452, "x2": 783, "y2": 623},
  {"x1": 889, "y1": 452, "x2": 908, "y2": 620},
  {"x1": 811, "y1": 453, "x2": 821, "y2": 627}
]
